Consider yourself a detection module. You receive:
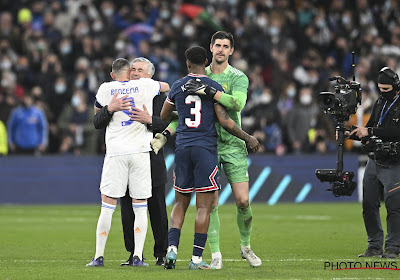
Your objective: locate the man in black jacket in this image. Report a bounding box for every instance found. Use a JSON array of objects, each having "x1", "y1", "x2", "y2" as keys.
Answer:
[
  {"x1": 349, "y1": 67, "x2": 400, "y2": 259},
  {"x1": 120, "y1": 57, "x2": 170, "y2": 266},
  {"x1": 93, "y1": 57, "x2": 170, "y2": 266}
]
